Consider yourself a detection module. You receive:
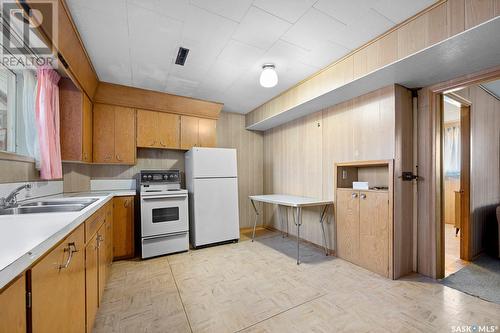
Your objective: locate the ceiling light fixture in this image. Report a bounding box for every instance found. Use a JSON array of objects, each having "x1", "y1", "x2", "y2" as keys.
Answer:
[{"x1": 259, "y1": 64, "x2": 278, "y2": 88}]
